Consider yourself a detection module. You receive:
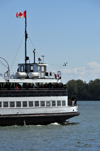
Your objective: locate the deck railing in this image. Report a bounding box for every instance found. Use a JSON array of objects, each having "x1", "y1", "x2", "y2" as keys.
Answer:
[{"x1": 0, "y1": 89, "x2": 68, "y2": 97}]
